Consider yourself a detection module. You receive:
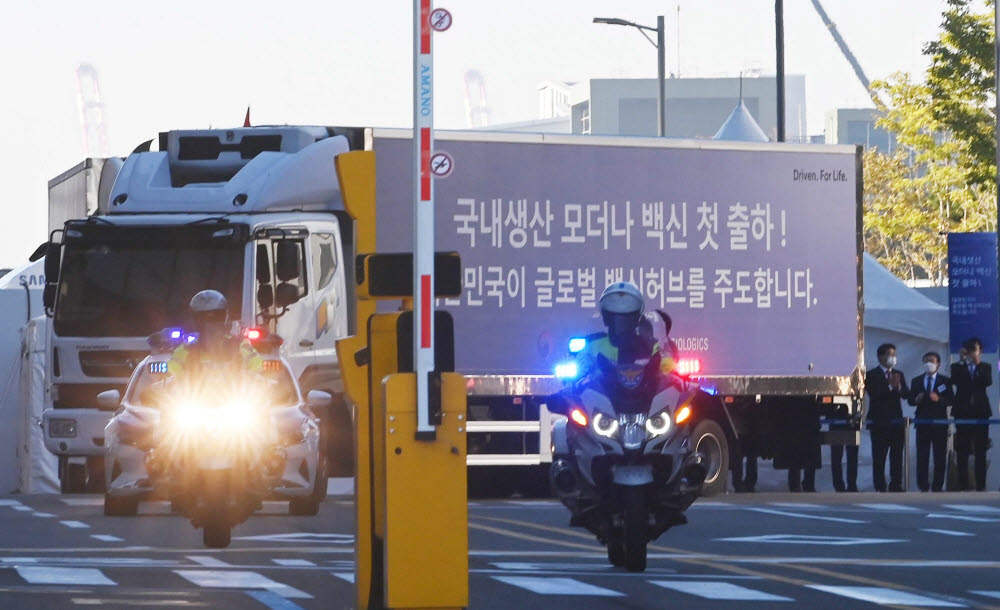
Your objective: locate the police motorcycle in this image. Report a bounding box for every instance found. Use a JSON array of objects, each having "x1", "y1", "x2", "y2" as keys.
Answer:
[
  {"x1": 549, "y1": 339, "x2": 708, "y2": 572},
  {"x1": 103, "y1": 326, "x2": 325, "y2": 548}
]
